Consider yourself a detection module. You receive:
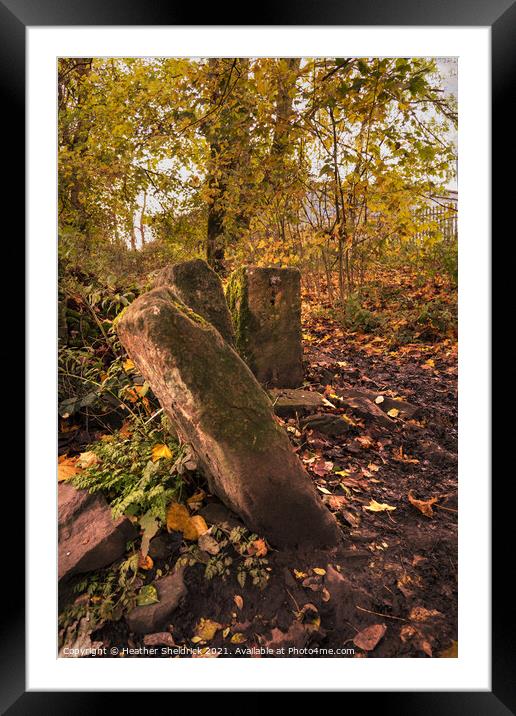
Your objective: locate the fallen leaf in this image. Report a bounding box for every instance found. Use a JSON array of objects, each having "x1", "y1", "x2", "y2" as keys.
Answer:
[
  {"x1": 230, "y1": 633, "x2": 247, "y2": 644},
  {"x1": 248, "y1": 538, "x2": 268, "y2": 557},
  {"x1": 393, "y1": 446, "x2": 419, "y2": 464},
  {"x1": 408, "y1": 490, "x2": 438, "y2": 518},
  {"x1": 193, "y1": 618, "x2": 222, "y2": 642},
  {"x1": 58, "y1": 456, "x2": 81, "y2": 482},
  {"x1": 138, "y1": 554, "x2": 154, "y2": 570},
  {"x1": 151, "y1": 443, "x2": 173, "y2": 462},
  {"x1": 400, "y1": 624, "x2": 418, "y2": 643},
  {"x1": 123, "y1": 358, "x2": 135, "y2": 372},
  {"x1": 166, "y1": 502, "x2": 191, "y2": 534},
  {"x1": 293, "y1": 569, "x2": 307, "y2": 580},
  {"x1": 356, "y1": 435, "x2": 374, "y2": 449},
  {"x1": 397, "y1": 574, "x2": 415, "y2": 598},
  {"x1": 409, "y1": 606, "x2": 442, "y2": 622},
  {"x1": 439, "y1": 640, "x2": 458, "y2": 658},
  {"x1": 76, "y1": 451, "x2": 100, "y2": 469},
  {"x1": 136, "y1": 584, "x2": 159, "y2": 606},
  {"x1": 353, "y1": 623, "x2": 387, "y2": 651},
  {"x1": 313, "y1": 567, "x2": 326, "y2": 576},
  {"x1": 325, "y1": 495, "x2": 348, "y2": 510},
  {"x1": 198, "y1": 530, "x2": 220, "y2": 555},
  {"x1": 185, "y1": 515, "x2": 209, "y2": 541},
  {"x1": 316, "y1": 485, "x2": 332, "y2": 495},
  {"x1": 139, "y1": 512, "x2": 159, "y2": 558},
  {"x1": 119, "y1": 420, "x2": 133, "y2": 438},
  {"x1": 387, "y1": 408, "x2": 400, "y2": 418},
  {"x1": 364, "y1": 499, "x2": 396, "y2": 513},
  {"x1": 187, "y1": 489, "x2": 206, "y2": 507},
  {"x1": 374, "y1": 395, "x2": 385, "y2": 404},
  {"x1": 234, "y1": 595, "x2": 244, "y2": 610}
]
